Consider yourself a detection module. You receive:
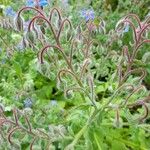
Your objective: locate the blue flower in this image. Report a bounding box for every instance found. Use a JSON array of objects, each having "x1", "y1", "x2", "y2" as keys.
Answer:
[
  {"x1": 24, "y1": 98, "x2": 33, "y2": 108},
  {"x1": 123, "y1": 23, "x2": 129, "y2": 33},
  {"x1": 80, "y1": 9, "x2": 95, "y2": 22},
  {"x1": 26, "y1": 0, "x2": 34, "y2": 7},
  {"x1": 61, "y1": 0, "x2": 68, "y2": 7},
  {"x1": 50, "y1": 100, "x2": 57, "y2": 106},
  {"x1": 39, "y1": 0, "x2": 48, "y2": 6},
  {"x1": 26, "y1": 0, "x2": 48, "y2": 7},
  {"x1": 4, "y1": 6, "x2": 16, "y2": 17},
  {"x1": 1, "y1": 59, "x2": 6, "y2": 64},
  {"x1": 16, "y1": 42, "x2": 24, "y2": 51}
]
